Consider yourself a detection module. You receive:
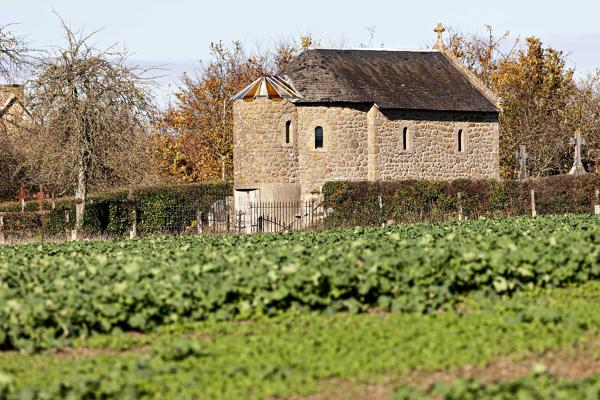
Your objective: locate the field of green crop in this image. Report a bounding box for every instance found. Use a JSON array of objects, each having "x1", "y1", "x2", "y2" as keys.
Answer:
[
  {"x1": 1, "y1": 282, "x2": 599, "y2": 399},
  {"x1": 1, "y1": 214, "x2": 600, "y2": 399}
]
